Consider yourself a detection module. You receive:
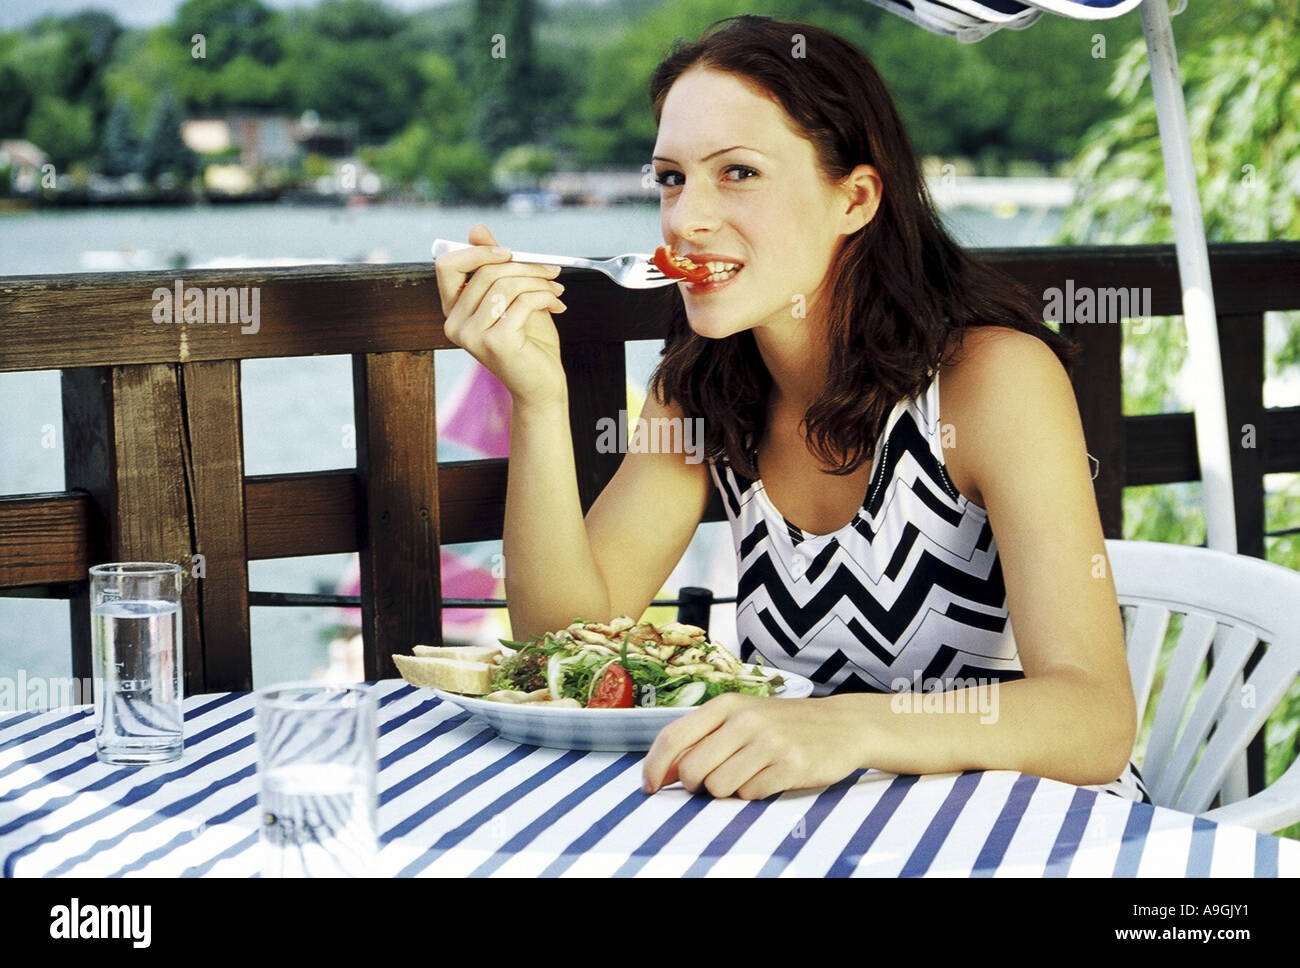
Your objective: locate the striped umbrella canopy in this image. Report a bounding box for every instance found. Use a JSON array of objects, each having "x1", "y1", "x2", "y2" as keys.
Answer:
[
  {"x1": 863, "y1": 0, "x2": 1236, "y2": 558},
  {"x1": 865, "y1": 0, "x2": 1147, "y2": 40}
]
